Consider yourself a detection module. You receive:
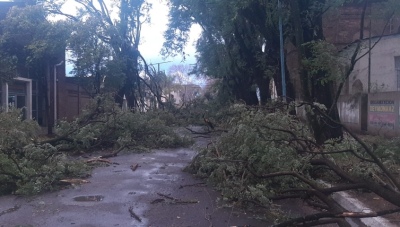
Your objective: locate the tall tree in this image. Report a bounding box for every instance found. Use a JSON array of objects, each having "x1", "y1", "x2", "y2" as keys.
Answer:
[
  {"x1": 285, "y1": 0, "x2": 400, "y2": 143},
  {"x1": 163, "y1": 0, "x2": 282, "y2": 105},
  {"x1": 288, "y1": 0, "x2": 345, "y2": 144},
  {"x1": 163, "y1": 0, "x2": 350, "y2": 142},
  {"x1": 68, "y1": 19, "x2": 123, "y2": 97},
  {"x1": 47, "y1": 0, "x2": 163, "y2": 110}
]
